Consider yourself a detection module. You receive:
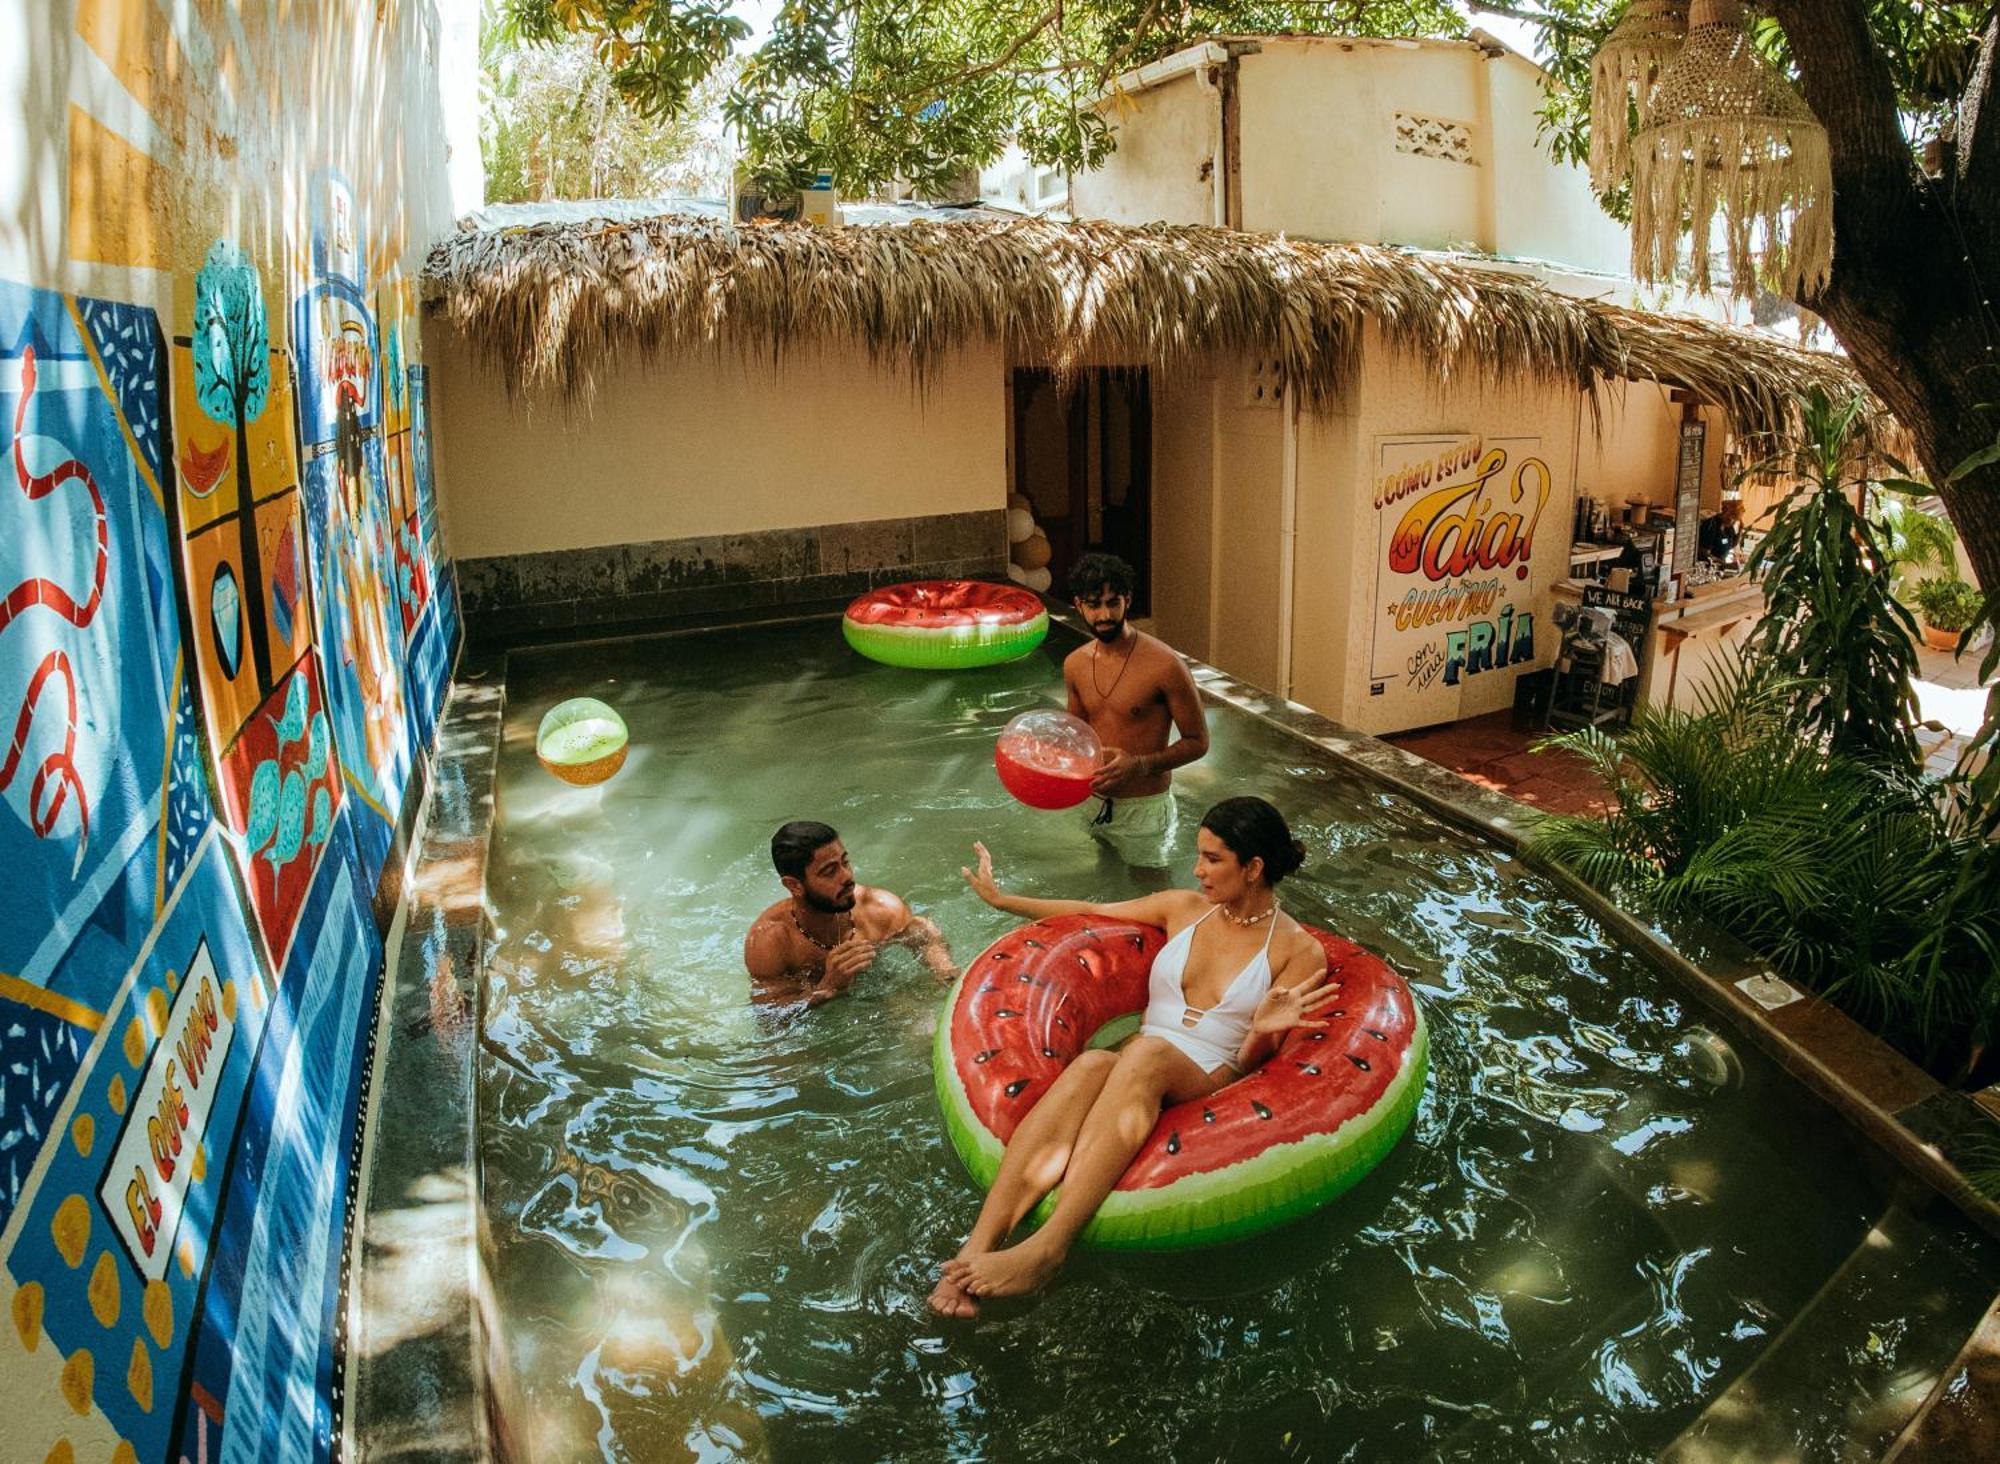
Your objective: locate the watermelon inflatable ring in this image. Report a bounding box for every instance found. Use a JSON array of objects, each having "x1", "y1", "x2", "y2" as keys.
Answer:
[
  {"x1": 843, "y1": 580, "x2": 1049, "y2": 669},
  {"x1": 934, "y1": 915, "x2": 1426, "y2": 1250}
]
